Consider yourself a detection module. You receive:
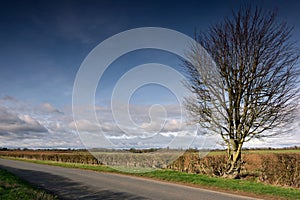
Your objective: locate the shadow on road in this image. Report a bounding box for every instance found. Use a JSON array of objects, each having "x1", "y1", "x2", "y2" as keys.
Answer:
[{"x1": 0, "y1": 165, "x2": 148, "y2": 200}]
